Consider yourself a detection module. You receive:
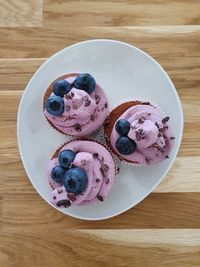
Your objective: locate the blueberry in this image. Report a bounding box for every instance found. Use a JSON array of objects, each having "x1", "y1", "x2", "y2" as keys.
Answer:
[
  {"x1": 63, "y1": 167, "x2": 88, "y2": 194},
  {"x1": 116, "y1": 136, "x2": 137, "y2": 155},
  {"x1": 53, "y1": 80, "x2": 71, "y2": 97},
  {"x1": 74, "y1": 73, "x2": 96, "y2": 94},
  {"x1": 45, "y1": 95, "x2": 64, "y2": 116},
  {"x1": 58, "y1": 149, "x2": 76, "y2": 169},
  {"x1": 115, "y1": 119, "x2": 130, "y2": 136},
  {"x1": 51, "y1": 165, "x2": 66, "y2": 184}
]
